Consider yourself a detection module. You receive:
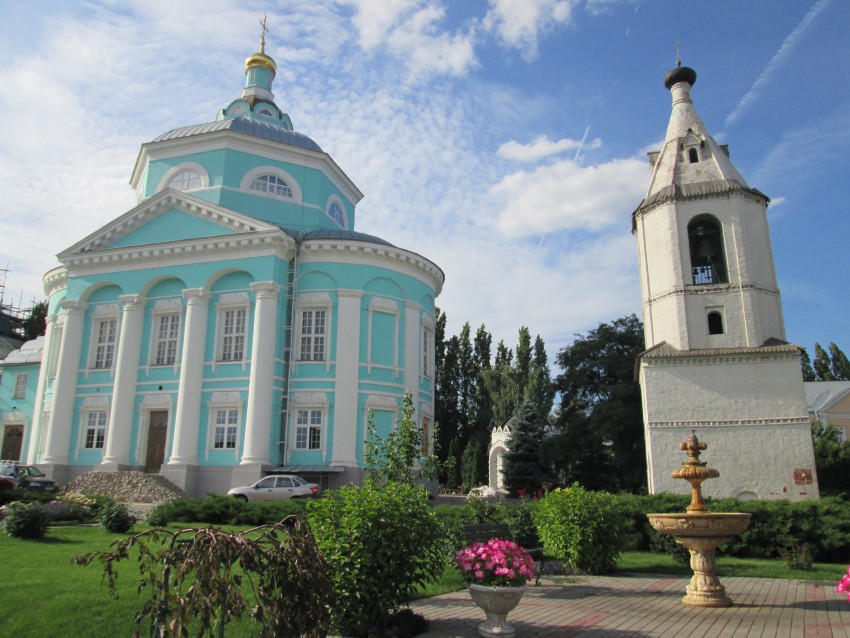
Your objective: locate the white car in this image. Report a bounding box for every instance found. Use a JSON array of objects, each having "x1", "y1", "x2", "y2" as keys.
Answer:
[{"x1": 227, "y1": 474, "x2": 319, "y2": 502}]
